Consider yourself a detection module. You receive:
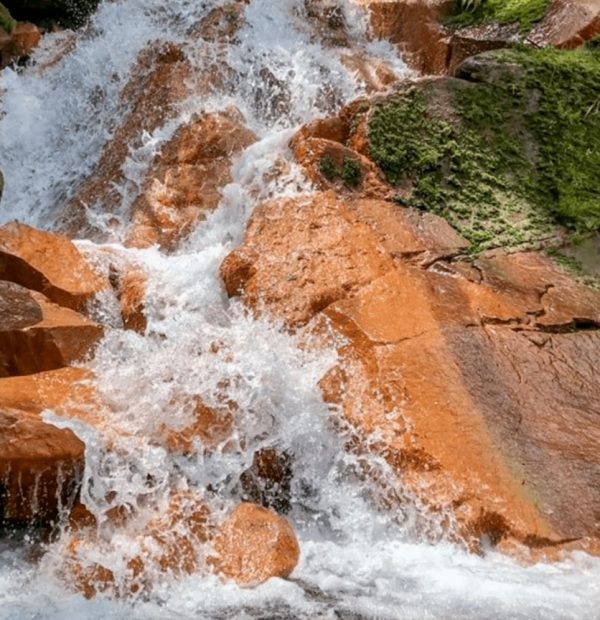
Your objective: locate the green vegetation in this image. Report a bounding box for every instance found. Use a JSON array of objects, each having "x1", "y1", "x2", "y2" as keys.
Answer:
[
  {"x1": 341, "y1": 159, "x2": 362, "y2": 188},
  {"x1": 319, "y1": 156, "x2": 337, "y2": 181},
  {"x1": 446, "y1": 0, "x2": 551, "y2": 32},
  {"x1": 319, "y1": 156, "x2": 363, "y2": 188},
  {"x1": 0, "y1": 3, "x2": 16, "y2": 33},
  {"x1": 368, "y1": 45, "x2": 600, "y2": 253}
]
